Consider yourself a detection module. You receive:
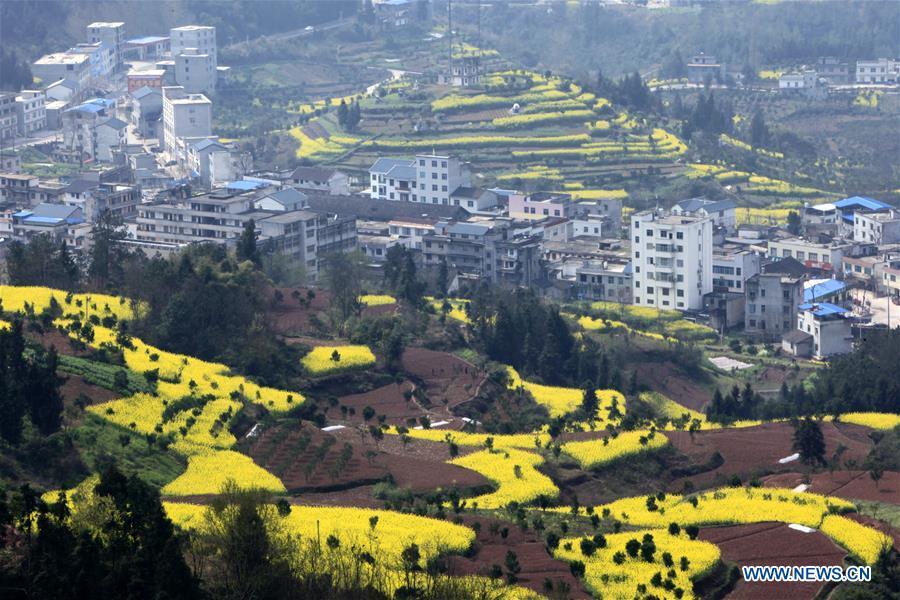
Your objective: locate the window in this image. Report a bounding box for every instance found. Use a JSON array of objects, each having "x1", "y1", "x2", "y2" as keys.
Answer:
[
  {"x1": 676, "y1": 231, "x2": 683, "y2": 239},
  {"x1": 749, "y1": 319, "x2": 757, "y2": 327},
  {"x1": 646, "y1": 229, "x2": 653, "y2": 236}
]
